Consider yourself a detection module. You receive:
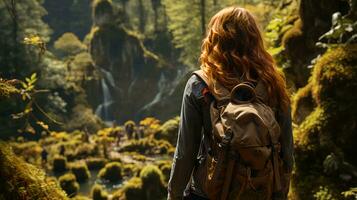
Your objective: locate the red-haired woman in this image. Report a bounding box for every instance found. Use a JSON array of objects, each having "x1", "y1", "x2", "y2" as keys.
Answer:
[{"x1": 168, "y1": 7, "x2": 293, "y2": 200}]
